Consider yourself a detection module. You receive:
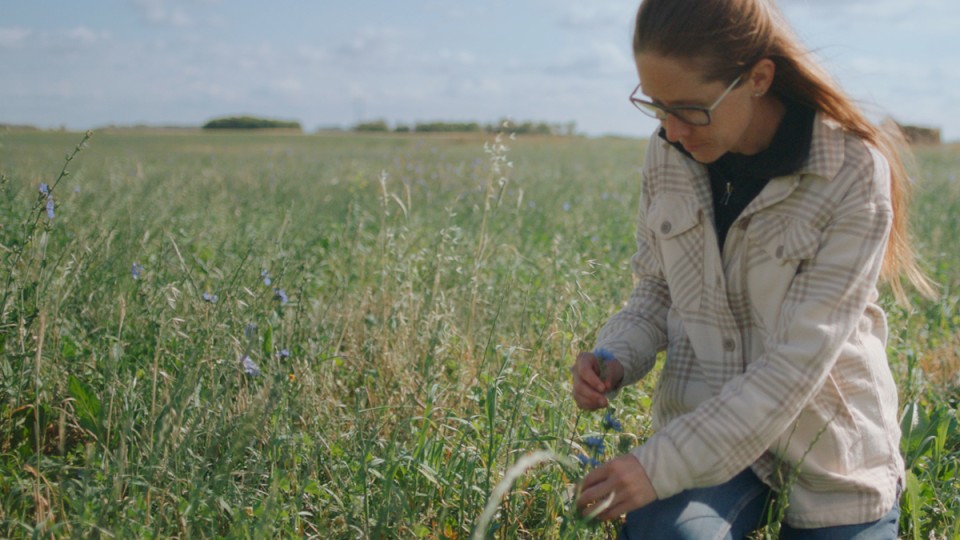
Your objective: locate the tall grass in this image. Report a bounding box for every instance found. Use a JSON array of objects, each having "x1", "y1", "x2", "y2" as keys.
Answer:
[{"x1": 0, "y1": 129, "x2": 956, "y2": 538}]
